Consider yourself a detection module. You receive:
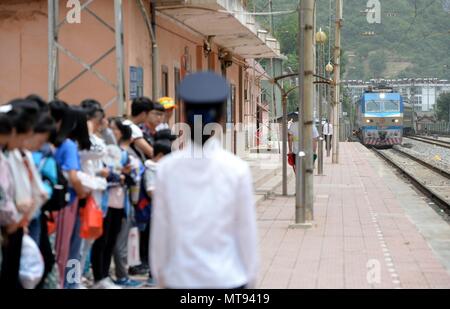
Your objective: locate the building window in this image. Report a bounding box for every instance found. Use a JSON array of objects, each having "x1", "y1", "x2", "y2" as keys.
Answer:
[
  {"x1": 174, "y1": 67, "x2": 181, "y2": 123},
  {"x1": 161, "y1": 65, "x2": 169, "y2": 97},
  {"x1": 244, "y1": 76, "x2": 248, "y2": 101}
]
